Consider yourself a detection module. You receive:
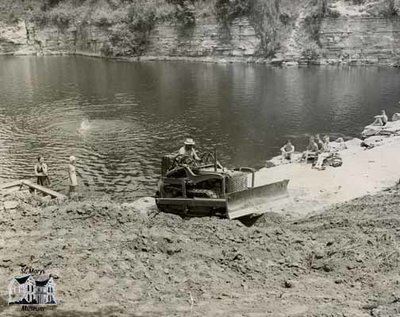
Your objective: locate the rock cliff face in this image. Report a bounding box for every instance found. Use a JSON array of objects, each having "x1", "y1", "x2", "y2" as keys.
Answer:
[
  {"x1": 0, "y1": 0, "x2": 400, "y2": 66},
  {"x1": 320, "y1": 17, "x2": 400, "y2": 65},
  {"x1": 146, "y1": 17, "x2": 260, "y2": 58},
  {"x1": 0, "y1": 17, "x2": 261, "y2": 60},
  {"x1": 0, "y1": 21, "x2": 107, "y2": 56}
]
